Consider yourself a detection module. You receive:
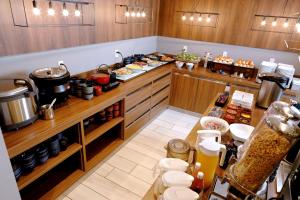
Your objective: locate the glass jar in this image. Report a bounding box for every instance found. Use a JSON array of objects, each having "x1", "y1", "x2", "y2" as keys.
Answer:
[{"x1": 230, "y1": 113, "x2": 299, "y2": 193}]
